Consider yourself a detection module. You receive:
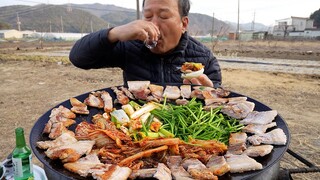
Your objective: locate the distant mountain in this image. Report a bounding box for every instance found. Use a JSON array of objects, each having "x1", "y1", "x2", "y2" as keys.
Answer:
[
  {"x1": 226, "y1": 21, "x2": 270, "y2": 32},
  {"x1": 72, "y1": 4, "x2": 230, "y2": 36},
  {"x1": 0, "y1": 4, "x2": 268, "y2": 35},
  {"x1": 188, "y1": 13, "x2": 230, "y2": 36},
  {"x1": 0, "y1": 4, "x2": 109, "y2": 33}
]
